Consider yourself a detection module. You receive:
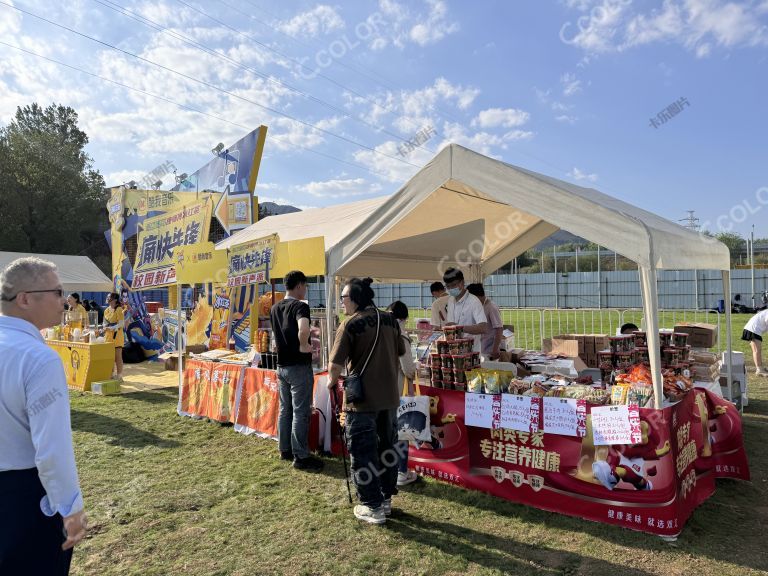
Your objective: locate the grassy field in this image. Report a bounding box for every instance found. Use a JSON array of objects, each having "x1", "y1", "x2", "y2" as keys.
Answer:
[{"x1": 68, "y1": 312, "x2": 767, "y2": 576}]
